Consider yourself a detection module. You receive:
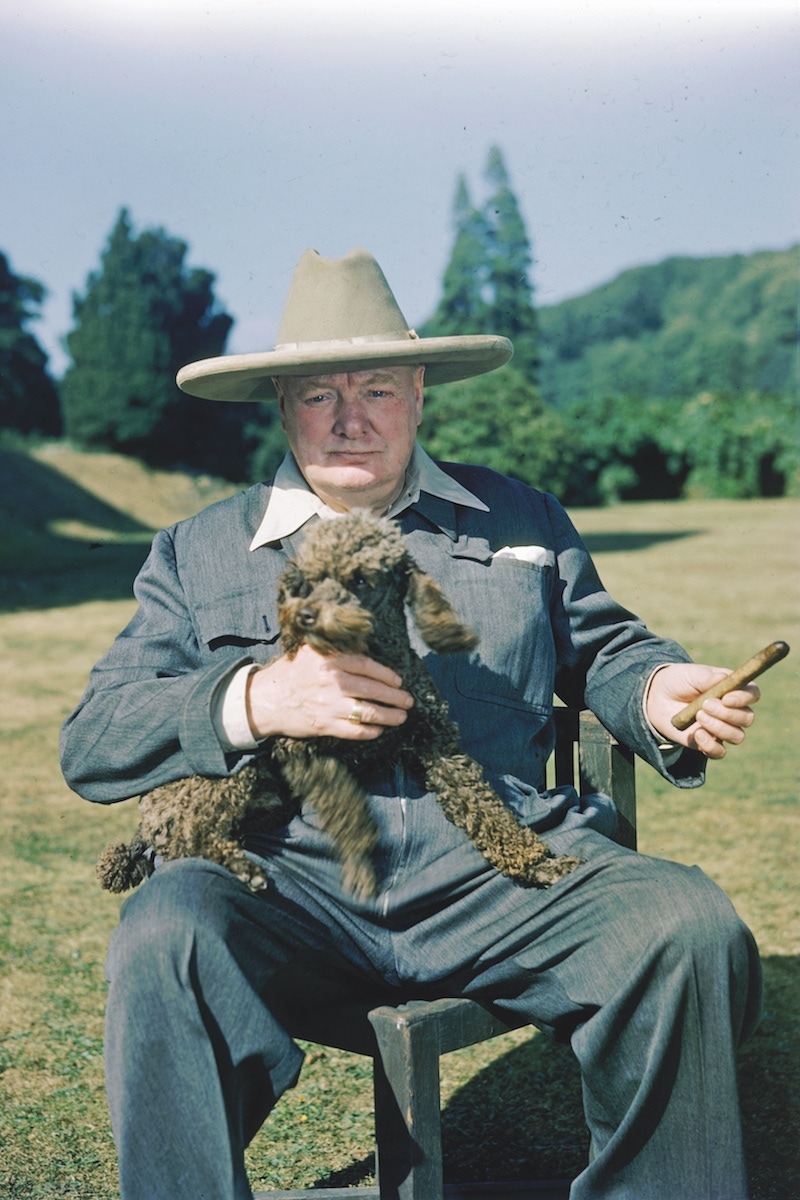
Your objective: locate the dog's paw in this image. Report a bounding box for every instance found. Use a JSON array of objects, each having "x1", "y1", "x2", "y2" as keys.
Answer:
[
  {"x1": 235, "y1": 862, "x2": 269, "y2": 892},
  {"x1": 523, "y1": 854, "x2": 583, "y2": 887},
  {"x1": 222, "y1": 848, "x2": 270, "y2": 892}
]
